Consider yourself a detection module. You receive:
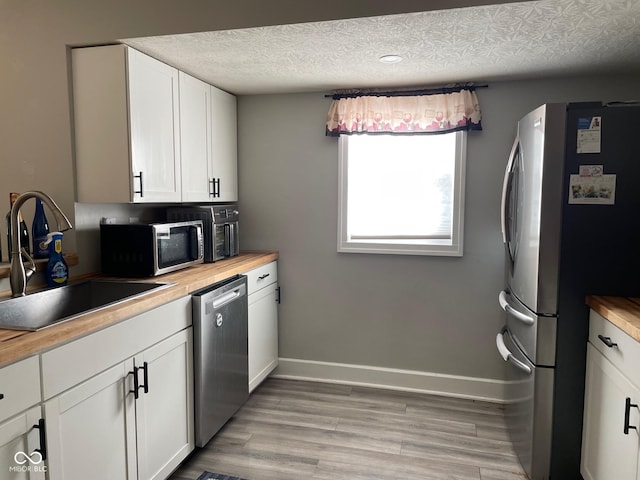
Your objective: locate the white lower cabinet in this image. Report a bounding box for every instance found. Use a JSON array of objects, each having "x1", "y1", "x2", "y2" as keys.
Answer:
[
  {"x1": 42, "y1": 297, "x2": 194, "y2": 480},
  {"x1": 0, "y1": 406, "x2": 45, "y2": 480},
  {"x1": 135, "y1": 329, "x2": 194, "y2": 480},
  {"x1": 44, "y1": 360, "x2": 137, "y2": 480},
  {"x1": 581, "y1": 310, "x2": 640, "y2": 480},
  {"x1": 0, "y1": 356, "x2": 44, "y2": 480},
  {"x1": 245, "y1": 261, "x2": 279, "y2": 392}
]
